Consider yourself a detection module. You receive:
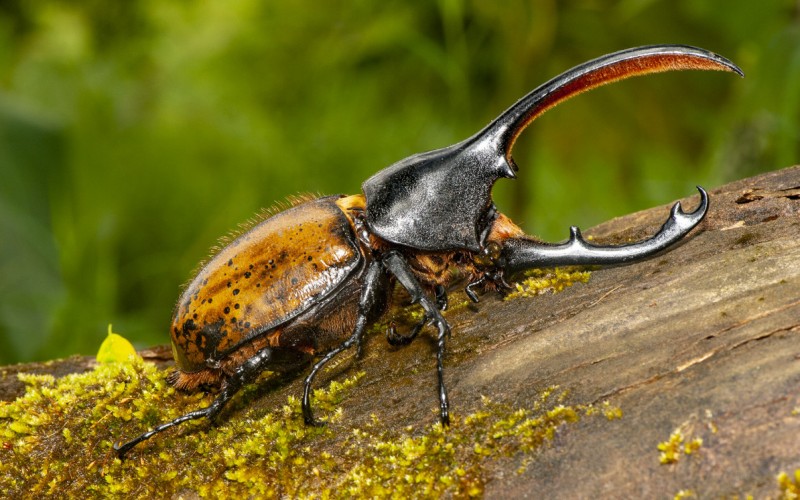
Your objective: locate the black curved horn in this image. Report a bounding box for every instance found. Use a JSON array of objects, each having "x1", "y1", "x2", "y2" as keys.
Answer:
[
  {"x1": 362, "y1": 45, "x2": 741, "y2": 253},
  {"x1": 501, "y1": 187, "x2": 709, "y2": 274},
  {"x1": 488, "y1": 45, "x2": 743, "y2": 160}
]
